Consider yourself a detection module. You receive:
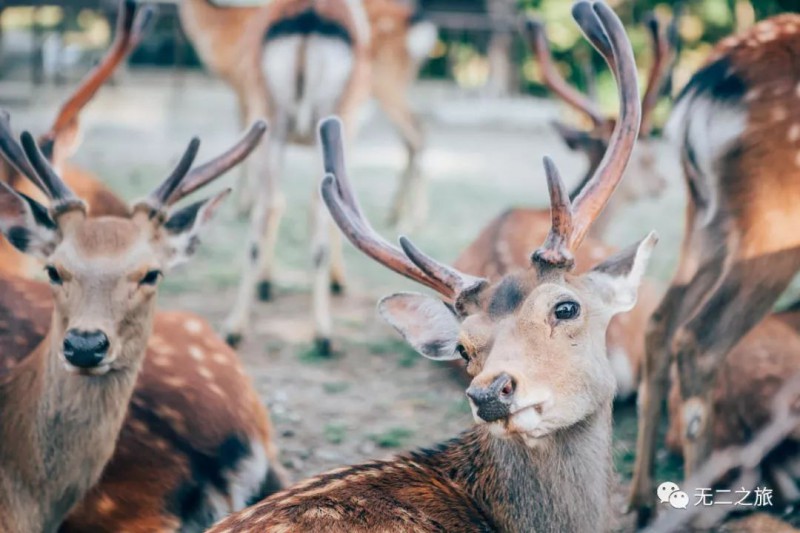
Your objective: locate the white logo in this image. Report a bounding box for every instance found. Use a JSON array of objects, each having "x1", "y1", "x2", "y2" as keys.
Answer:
[{"x1": 656, "y1": 481, "x2": 773, "y2": 509}]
